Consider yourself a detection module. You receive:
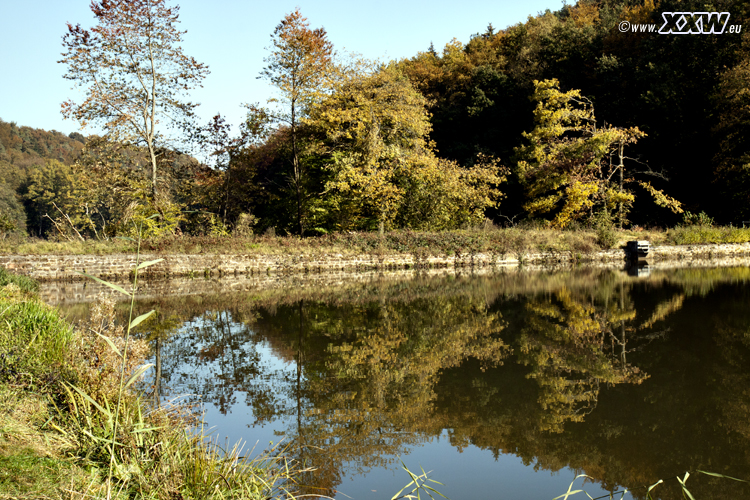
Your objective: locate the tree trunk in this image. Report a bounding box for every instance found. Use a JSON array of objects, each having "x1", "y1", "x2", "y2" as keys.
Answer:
[{"x1": 291, "y1": 102, "x2": 303, "y2": 235}]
